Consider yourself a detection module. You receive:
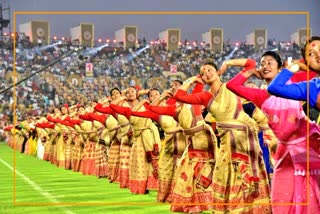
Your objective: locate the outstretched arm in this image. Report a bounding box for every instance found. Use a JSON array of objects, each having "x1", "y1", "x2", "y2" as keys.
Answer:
[
  {"x1": 269, "y1": 74, "x2": 320, "y2": 110},
  {"x1": 94, "y1": 103, "x2": 113, "y2": 114},
  {"x1": 268, "y1": 68, "x2": 308, "y2": 101},
  {"x1": 219, "y1": 58, "x2": 256, "y2": 75},
  {"x1": 148, "y1": 105, "x2": 177, "y2": 118},
  {"x1": 226, "y1": 59, "x2": 268, "y2": 108},
  {"x1": 131, "y1": 109, "x2": 160, "y2": 123},
  {"x1": 268, "y1": 60, "x2": 320, "y2": 109},
  {"x1": 109, "y1": 104, "x2": 131, "y2": 119},
  {"x1": 150, "y1": 90, "x2": 172, "y2": 106},
  {"x1": 173, "y1": 76, "x2": 210, "y2": 106}
]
